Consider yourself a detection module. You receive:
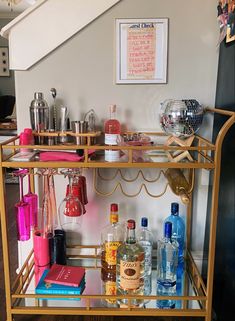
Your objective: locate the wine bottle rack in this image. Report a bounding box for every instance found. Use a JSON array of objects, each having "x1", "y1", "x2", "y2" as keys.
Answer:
[{"x1": 0, "y1": 107, "x2": 234, "y2": 321}]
